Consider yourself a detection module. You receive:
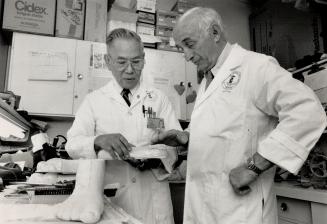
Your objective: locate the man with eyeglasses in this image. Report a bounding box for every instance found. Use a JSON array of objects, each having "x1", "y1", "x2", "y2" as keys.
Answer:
[{"x1": 65, "y1": 28, "x2": 182, "y2": 224}]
